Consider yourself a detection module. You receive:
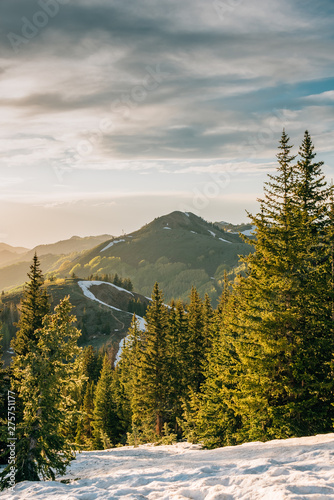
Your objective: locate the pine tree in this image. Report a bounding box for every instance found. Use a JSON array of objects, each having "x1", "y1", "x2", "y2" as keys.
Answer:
[
  {"x1": 12, "y1": 254, "x2": 50, "y2": 356},
  {"x1": 183, "y1": 275, "x2": 242, "y2": 447},
  {"x1": 129, "y1": 283, "x2": 170, "y2": 438},
  {"x1": 1, "y1": 297, "x2": 82, "y2": 488},
  {"x1": 76, "y1": 381, "x2": 95, "y2": 448},
  {"x1": 229, "y1": 131, "x2": 334, "y2": 440},
  {"x1": 165, "y1": 300, "x2": 187, "y2": 434},
  {"x1": 117, "y1": 315, "x2": 143, "y2": 442},
  {"x1": 92, "y1": 354, "x2": 118, "y2": 449},
  {"x1": 183, "y1": 287, "x2": 206, "y2": 393}
]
